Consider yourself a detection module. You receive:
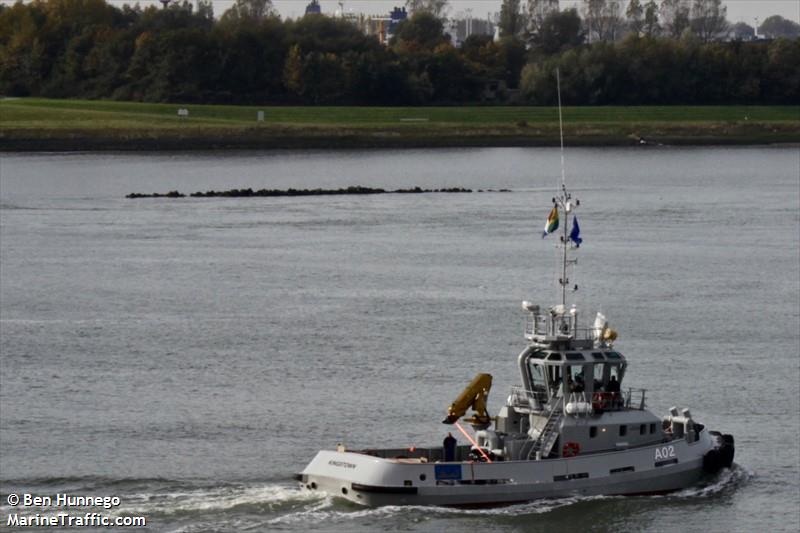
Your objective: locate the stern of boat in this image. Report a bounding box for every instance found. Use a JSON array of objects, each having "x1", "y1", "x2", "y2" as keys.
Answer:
[
  {"x1": 296, "y1": 450, "x2": 425, "y2": 506},
  {"x1": 703, "y1": 431, "x2": 735, "y2": 473}
]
